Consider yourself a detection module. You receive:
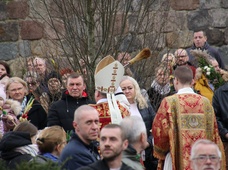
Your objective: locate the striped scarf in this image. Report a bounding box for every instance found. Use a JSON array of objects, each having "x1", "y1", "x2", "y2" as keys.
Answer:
[
  {"x1": 14, "y1": 144, "x2": 39, "y2": 157},
  {"x1": 151, "y1": 80, "x2": 170, "y2": 95}
]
